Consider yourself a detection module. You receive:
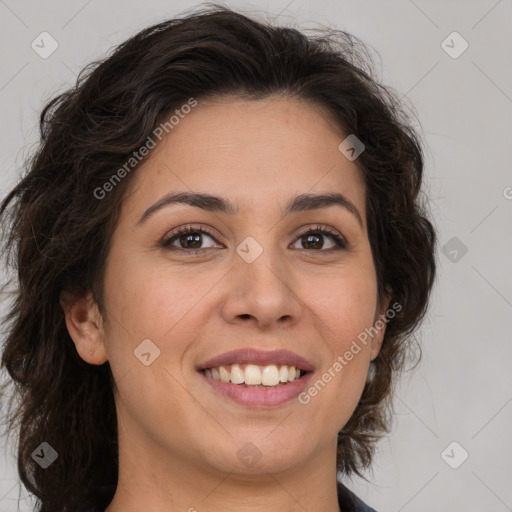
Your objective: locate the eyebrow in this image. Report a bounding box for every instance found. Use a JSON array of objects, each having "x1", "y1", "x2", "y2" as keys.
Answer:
[{"x1": 137, "y1": 191, "x2": 363, "y2": 228}]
